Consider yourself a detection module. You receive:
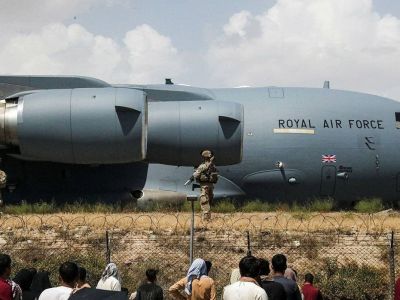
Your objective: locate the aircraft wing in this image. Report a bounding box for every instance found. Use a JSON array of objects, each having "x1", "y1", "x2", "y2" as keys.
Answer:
[{"x1": 0, "y1": 75, "x2": 110, "y2": 98}]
